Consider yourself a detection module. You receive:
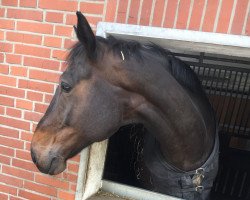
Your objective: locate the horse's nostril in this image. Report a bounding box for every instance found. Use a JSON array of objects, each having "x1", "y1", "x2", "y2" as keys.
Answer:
[{"x1": 31, "y1": 149, "x2": 37, "y2": 164}]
